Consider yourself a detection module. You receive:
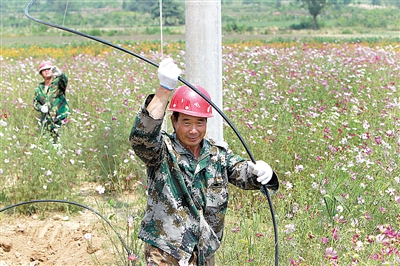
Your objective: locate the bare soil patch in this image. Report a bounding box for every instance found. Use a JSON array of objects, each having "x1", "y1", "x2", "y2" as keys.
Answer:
[{"x1": 0, "y1": 211, "x2": 119, "y2": 265}]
